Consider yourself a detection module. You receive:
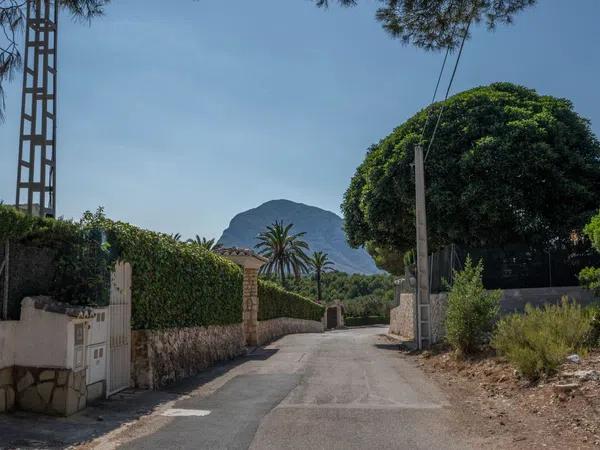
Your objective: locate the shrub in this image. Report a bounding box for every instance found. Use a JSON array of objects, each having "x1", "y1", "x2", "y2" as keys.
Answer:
[
  {"x1": 0, "y1": 205, "x2": 114, "y2": 311},
  {"x1": 445, "y1": 256, "x2": 501, "y2": 355},
  {"x1": 492, "y1": 298, "x2": 594, "y2": 380},
  {"x1": 345, "y1": 316, "x2": 387, "y2": 327},
  {"x1": 579, "y1": 266, "x2": 600, "y2": 296},
  {"x1": 258, "y1": 280, "x2": 325, "y2": 322},
  {"x1": 102, "y1": 218, "x2": 243, "y2": 330}
]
